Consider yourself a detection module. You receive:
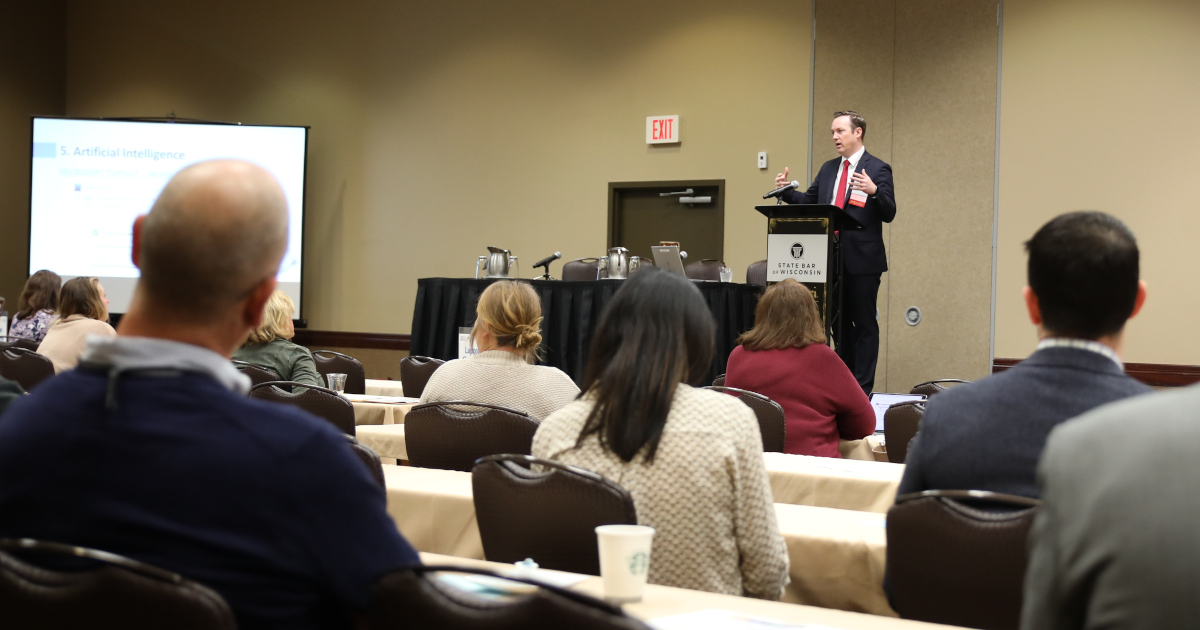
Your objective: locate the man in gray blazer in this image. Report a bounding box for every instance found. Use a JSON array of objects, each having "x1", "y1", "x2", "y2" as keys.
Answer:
[
  {"x1": 1021, "y1": 385, "x2": 1200, "y2": 629},
  {"x1": 896, "y1": 211, "x2": 1151, "y2": 499}
]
